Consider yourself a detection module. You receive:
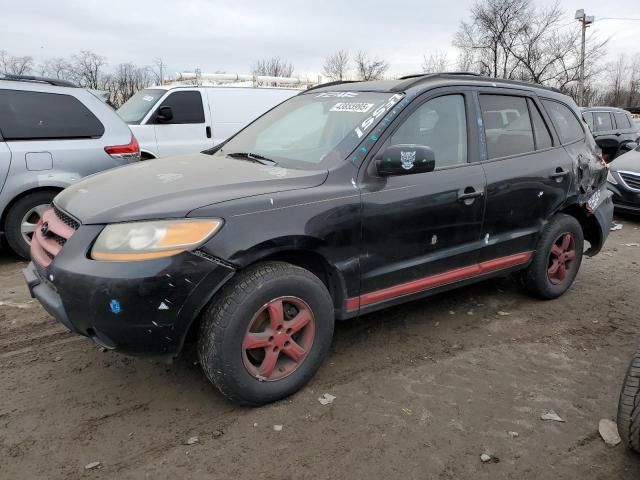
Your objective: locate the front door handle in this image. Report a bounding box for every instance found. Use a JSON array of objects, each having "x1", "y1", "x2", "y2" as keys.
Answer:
[
  {"x1": 457, "y1": 187, "x2": 484, "y2": 205},
  {"x1": 206, "y1": 126, "x2": 212, "y2": 138}
]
